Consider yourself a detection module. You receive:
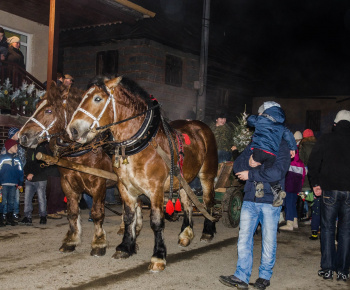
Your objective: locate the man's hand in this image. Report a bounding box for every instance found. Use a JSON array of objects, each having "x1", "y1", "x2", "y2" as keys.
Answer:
[
  {"x1": 290, "y1": 150, "x2": 296, "y2": 158},
  {"x1": 236, "y1": 170, "x2": 249, "y2": 181},
  {"x1": 249, "y1": 155, "x2": 261, "y2": 168},
  {"x1": 231, "y1": 145, "x2": 237, "y2": 151},
  {"x1": 27, "y1": 174, "x2": 34, "y2": 181},
  {"x1": 313, "y1": 186, "x2": 322, "y2": 196},
  {"x1": 17, "y1": 186, "x2": 23, "y2": 190}
]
